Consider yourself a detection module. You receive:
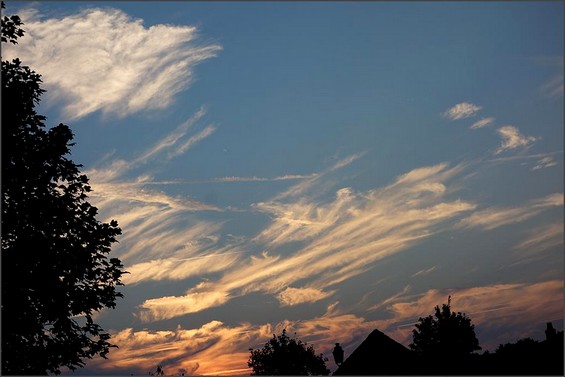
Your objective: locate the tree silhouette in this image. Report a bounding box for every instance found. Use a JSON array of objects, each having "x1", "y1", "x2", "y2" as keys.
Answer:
[
  {"x1": 1, "y1": 3, "x2": 125, "y2": 375},
  {"x1": 149, "y1": 364, "x2": 165, "y2": 376},
  {"x1": 410, "y1": 297, "x2": 481, "y2": 359},
  {"x1": 248, "y1": 329, "x2": 330, "y2": 375}
]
